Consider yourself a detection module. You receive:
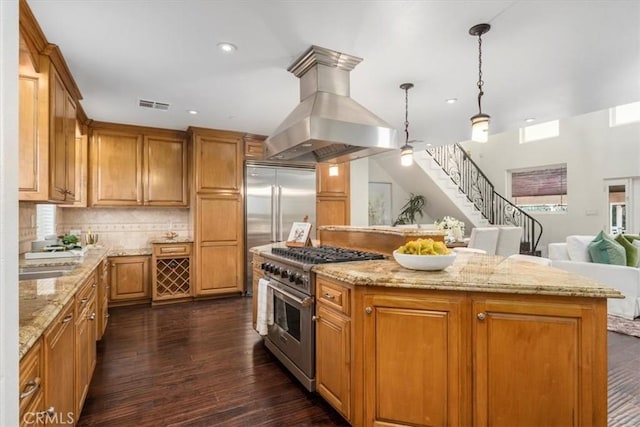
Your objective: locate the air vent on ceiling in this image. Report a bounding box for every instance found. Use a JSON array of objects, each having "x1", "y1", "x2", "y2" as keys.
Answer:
[{"x1": 138, "y1": 99, "x2": 170, "y2": 111}]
